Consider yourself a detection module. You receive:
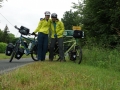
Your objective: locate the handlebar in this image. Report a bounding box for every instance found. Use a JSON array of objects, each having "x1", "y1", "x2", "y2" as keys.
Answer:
[
  {"x1": 29, "y1": 33, "x2": 38, "y2": 37},
  {"x1": 14, "y1": 25, "x2": 20, "y2": 30},
  {"x1": 14, "y1": 25, "x2": 37, "y2": 37}
]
